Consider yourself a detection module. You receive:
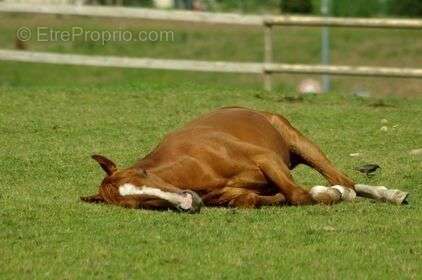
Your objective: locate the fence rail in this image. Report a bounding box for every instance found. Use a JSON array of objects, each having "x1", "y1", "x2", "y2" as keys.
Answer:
[
  {"x1": 1, "y1": 3, "x2": 421, "y2": 91},
  {"x1": 0, "y1": 3, "x2": 262, "y2": 26},
  {"x1": 0, "y1": 50, "x2": 263, "y2": 73},
  {"x1": 1, "y1": 3, "x2": 422, "y2": 29},
  {"x1": 264, "y1": 16, "x2": 422, "y2": 29},
  {"x1": 1, "y1": 49, "x2": 421, "y2": 79}
]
